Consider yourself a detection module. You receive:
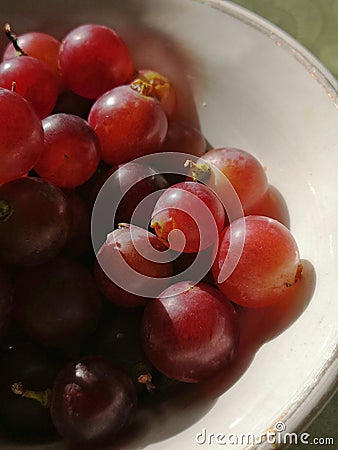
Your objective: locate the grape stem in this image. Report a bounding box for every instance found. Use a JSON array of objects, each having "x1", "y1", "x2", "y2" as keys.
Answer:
[
  {"x1": 4, "y1": 23, "x2": 27, "y2": 56},
  {"x1": 11, "y1": 382, "x2": 51, "y2": 408},
  {"x1": 184, "y1": 159, "x2": 212, "y2": 182},
  {"x1": 137, "y1": 373, "x2": 156, "y2": 392}
]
